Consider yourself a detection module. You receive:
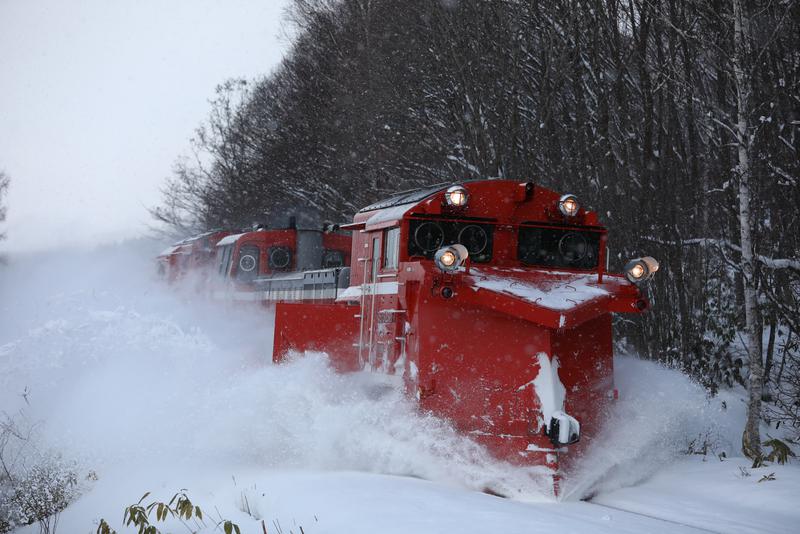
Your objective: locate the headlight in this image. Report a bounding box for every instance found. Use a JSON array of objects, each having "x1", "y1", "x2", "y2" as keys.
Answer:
[
  {"x1": 642, "y1": 256, "x2": 659, "y2": 274},
  {"x1": 625, "y1": 256, "x2": 659, "y2": 283},
  {"x1": 445, "y1": 185, "x2": 469, "y2": 207},
  {"x1": 434, "y1": 244, "x2": 469, "y2": 272},
  {"x1": 558, "y1": 194, "x2": 579, "y2": 217},
  {"x1": 239, "y1": 254, "x2": 257, "y2": 272}
]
